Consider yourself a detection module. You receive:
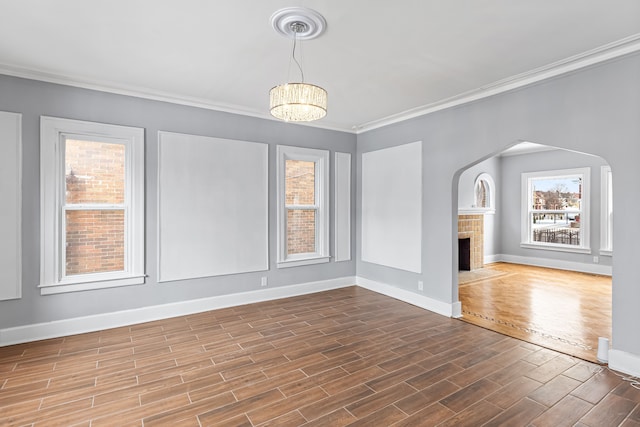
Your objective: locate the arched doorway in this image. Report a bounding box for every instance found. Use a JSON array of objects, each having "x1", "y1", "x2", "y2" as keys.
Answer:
[{"x1": 454, "y1": 141, "x2": 612, "y2": 362}]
